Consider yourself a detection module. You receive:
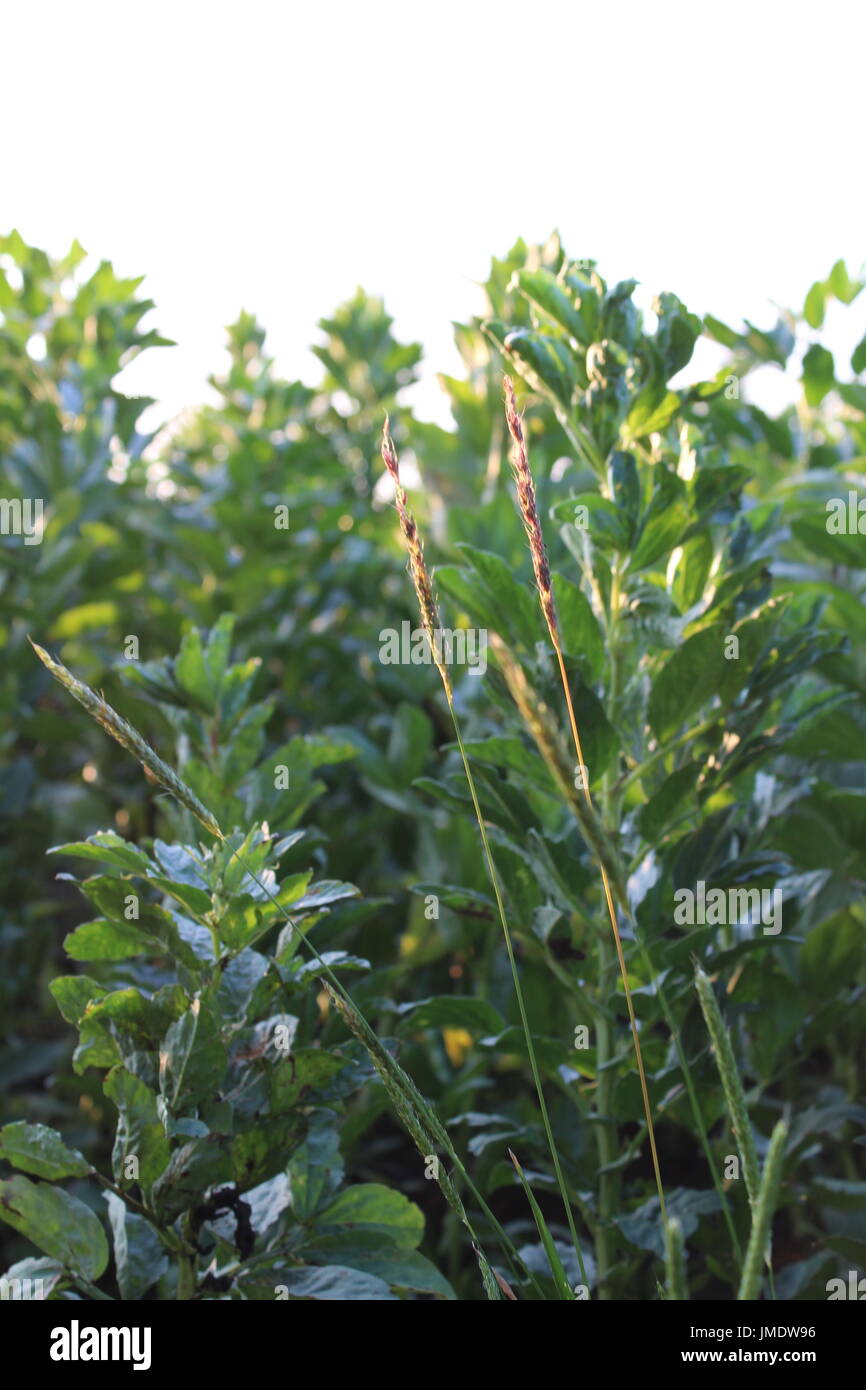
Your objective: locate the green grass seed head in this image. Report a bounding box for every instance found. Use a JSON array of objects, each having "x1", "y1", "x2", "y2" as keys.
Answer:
[{"x1": 29, "y1": 639, "x2": 222, "y2": 838}]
